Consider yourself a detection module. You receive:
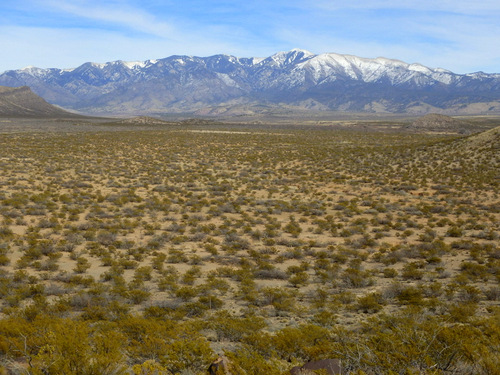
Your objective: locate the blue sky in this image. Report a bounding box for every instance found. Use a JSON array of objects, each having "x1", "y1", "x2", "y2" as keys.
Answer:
[{"x1": 1, "y1": 0, "x2": 499, "y2": 74}]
